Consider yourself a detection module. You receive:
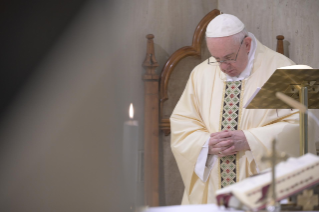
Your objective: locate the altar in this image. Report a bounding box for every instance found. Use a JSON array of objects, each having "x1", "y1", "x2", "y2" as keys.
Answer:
[{"x1": 144, "y1": 203, "x2": 318, "y2": 212}]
